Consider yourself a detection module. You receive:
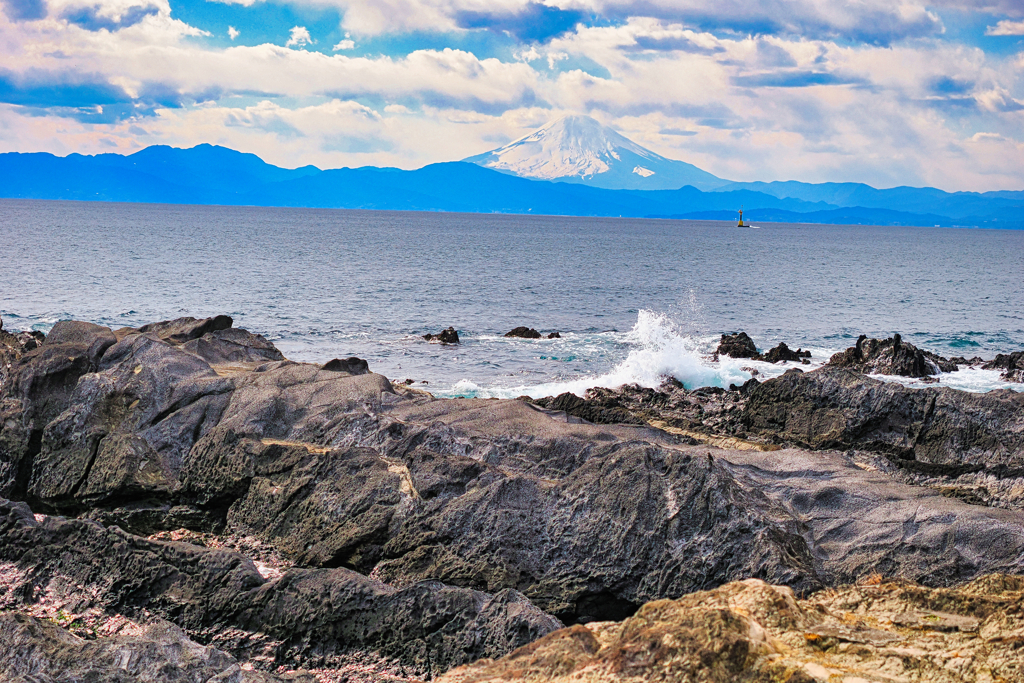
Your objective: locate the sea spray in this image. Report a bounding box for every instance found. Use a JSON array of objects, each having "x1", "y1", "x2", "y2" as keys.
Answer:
[{"x1": 437, "y1": 310, "x2": 752, "y2": 398}]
